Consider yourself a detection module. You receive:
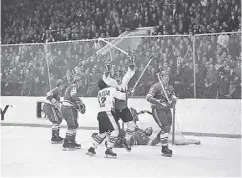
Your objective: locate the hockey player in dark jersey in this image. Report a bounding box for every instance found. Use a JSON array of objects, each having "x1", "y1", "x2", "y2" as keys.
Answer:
[
  {"x1": 116, "y1": 127, "x2": 161, "y2": 146},
  {"x1": 146, "y1": 71, "x2": 177, "y2": 157},
  {"x1": 102, "y1": 57, "x2": 136, "y2": 152},
  {"x1": 114, "y1": 108, "x2": 161, "y2": 147},
  {"x1": 61, "y1": 76, "x2": 86, "y2": 151},
  {"x1": 43, "y1": 79, "x2": 64, "y2": 144}
]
